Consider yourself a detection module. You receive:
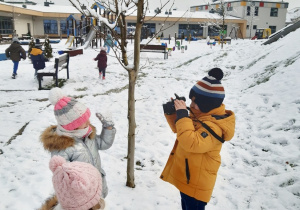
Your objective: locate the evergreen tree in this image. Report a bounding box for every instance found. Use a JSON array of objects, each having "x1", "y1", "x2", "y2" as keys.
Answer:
[
  {"x1": 44, "y1": 36, "x2": 53, "y2": 59},
  {"x1": 28, "y1": 37, "x2": 35, "y2": 58}
]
